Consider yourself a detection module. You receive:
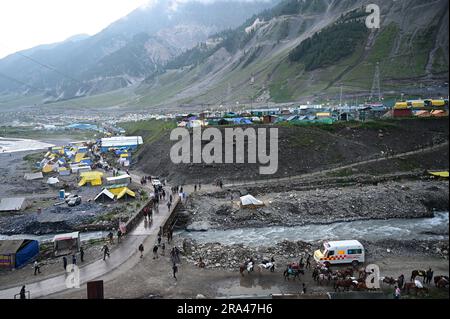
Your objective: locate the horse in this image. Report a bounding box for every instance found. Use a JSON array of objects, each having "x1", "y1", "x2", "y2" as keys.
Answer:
[
  {"x1": 334, "y1": 279, "x2": 355, "y2": 292},
  {"x1": 257, "y1": 262, "x2": 275, "y2": 273},
  {"x1": 284, "y1": 267, "x2": 302, "y2": 281},
  {"x1": 382, "y1": 277, "x2": 398, "y2": 286},
  {"x1": 239, "y1": 262, "x2": 254, "y2": 277},
  {"x1": 434, "y1": 276, "x2": 449, "y2": 288},
  {"x1": 316, "y1": 273, "x2": 330, "y2": 286},
  {"x1": 403, "y1": 282, "x2": 429, "y2": 296},
  {"x1": 410, "y1": 270, "x2": 427, "y2": 282}
]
